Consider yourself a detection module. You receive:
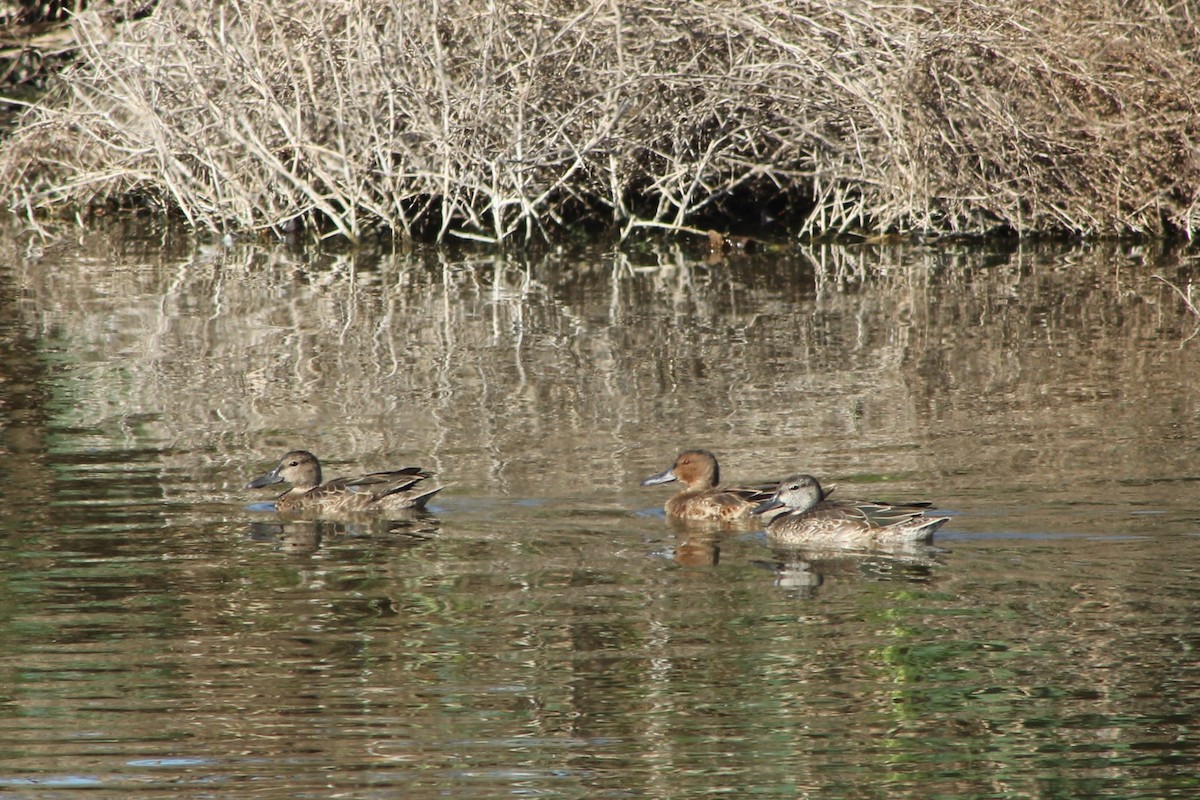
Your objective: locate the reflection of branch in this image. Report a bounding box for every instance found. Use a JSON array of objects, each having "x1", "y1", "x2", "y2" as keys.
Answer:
[
  {"x1": 1153, "y1": 274, "x2": 1200, "y2": 345},
  {"x1": 1154, "y1": 274, "x2": 1199, "y2": 315}
]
